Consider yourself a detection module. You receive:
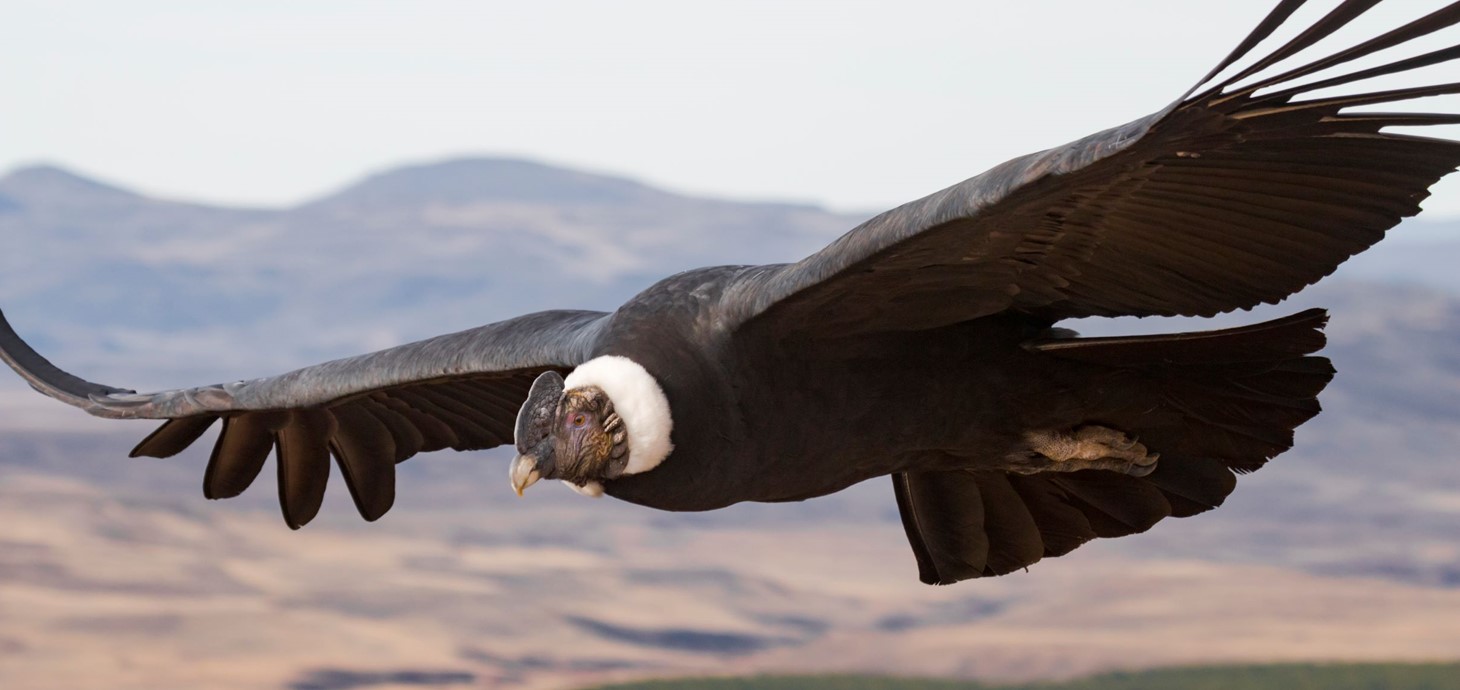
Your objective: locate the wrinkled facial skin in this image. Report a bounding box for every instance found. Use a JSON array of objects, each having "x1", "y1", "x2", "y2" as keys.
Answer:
[
  {"x1": 553, "y1": 386, "x2": 629, "y2": 485},
  {"x1": 512, "y1": 385, "x2": 629, "y2": 495}
]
